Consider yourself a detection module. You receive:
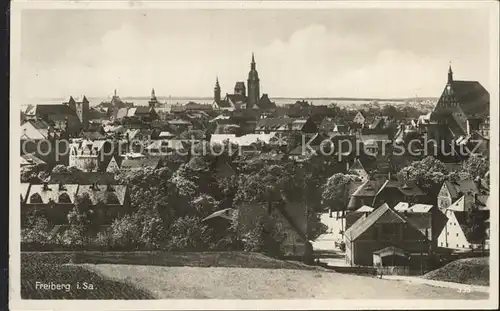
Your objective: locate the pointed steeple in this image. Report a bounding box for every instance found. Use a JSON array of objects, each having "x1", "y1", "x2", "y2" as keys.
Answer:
[
  {"x1": 114, "y1": 89, "x2": 117, "y2": 97},
  {"x1": 214, "y1": 76, "x2": 221, "y2": 103},
  {"x1": 447, "y1": 62, "x2": 453, "y2": 84},
  {"x1": 151, "y1": 88, "x2": 156, "y2": 98},
  {"x1": 251, "y1": 52, "x2": 256, "y2": 71}
]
